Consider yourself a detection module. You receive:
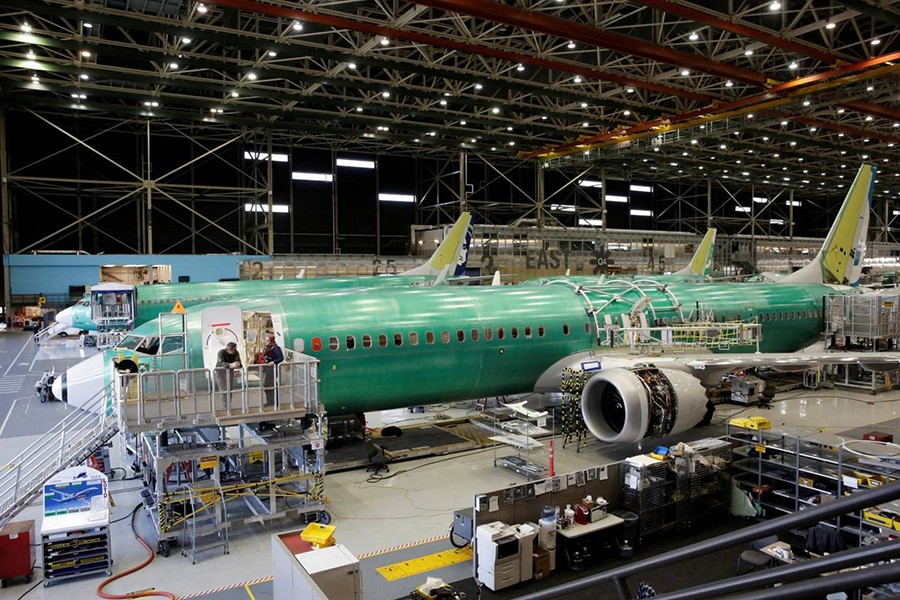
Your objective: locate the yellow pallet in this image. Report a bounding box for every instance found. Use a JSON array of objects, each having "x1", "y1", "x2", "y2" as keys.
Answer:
[{"x1": 376, "y1": 546, "x2": 473, "y2": 582}]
